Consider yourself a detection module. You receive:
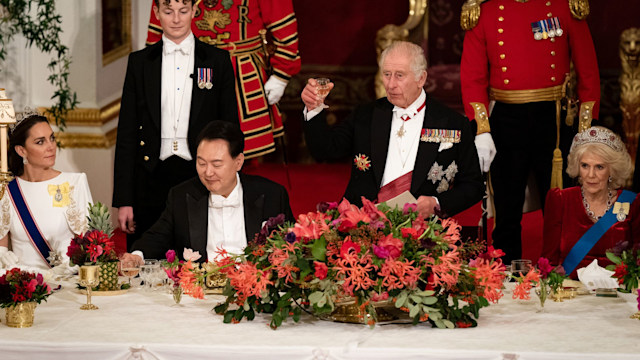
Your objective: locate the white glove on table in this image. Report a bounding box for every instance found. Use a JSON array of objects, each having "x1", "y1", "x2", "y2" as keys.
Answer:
[
  {"x1": 263, "y1": 76, "x2": 288, "y2": 105},
  {"x1": 0, "y1": 246, "x2": 19, "y2": 269},
  {"x1": 474, "y1": 133, "x2": 497, "y2": 173}
]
